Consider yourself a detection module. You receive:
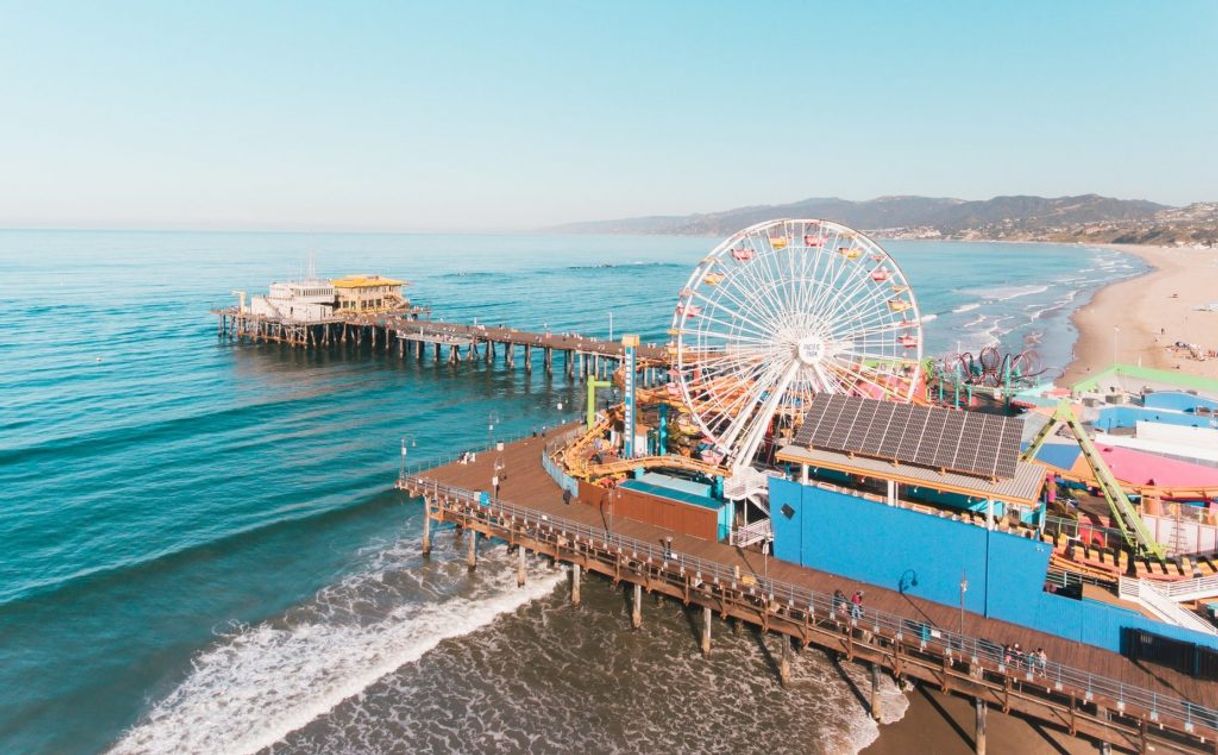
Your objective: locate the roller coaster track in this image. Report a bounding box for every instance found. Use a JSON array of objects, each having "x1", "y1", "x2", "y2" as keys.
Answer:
[{"x1": 1024, "y1": 400, "x2": 1165, "y2": 560}]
